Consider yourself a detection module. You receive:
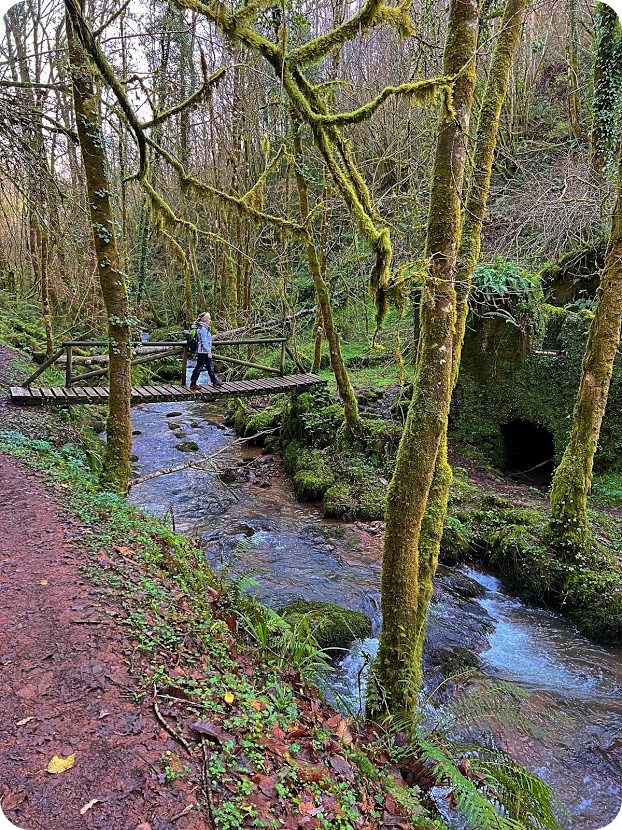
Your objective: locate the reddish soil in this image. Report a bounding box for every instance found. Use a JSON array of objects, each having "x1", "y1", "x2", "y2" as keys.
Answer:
[{"x1": 0, "y1": 454, "x2": 206, "y2": 830}]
